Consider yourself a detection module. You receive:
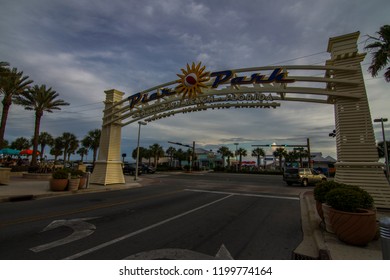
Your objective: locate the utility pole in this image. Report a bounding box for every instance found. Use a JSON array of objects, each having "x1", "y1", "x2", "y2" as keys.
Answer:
[
  {"x1": 307, "y1": 138, "x2": 312, "y2": 169},
  {"x1": 135, "y1": 121, "x2": 147, "y2": 181},
  {"x1": 374, "y1": 118, "x2": 389, "y2": 181}
]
